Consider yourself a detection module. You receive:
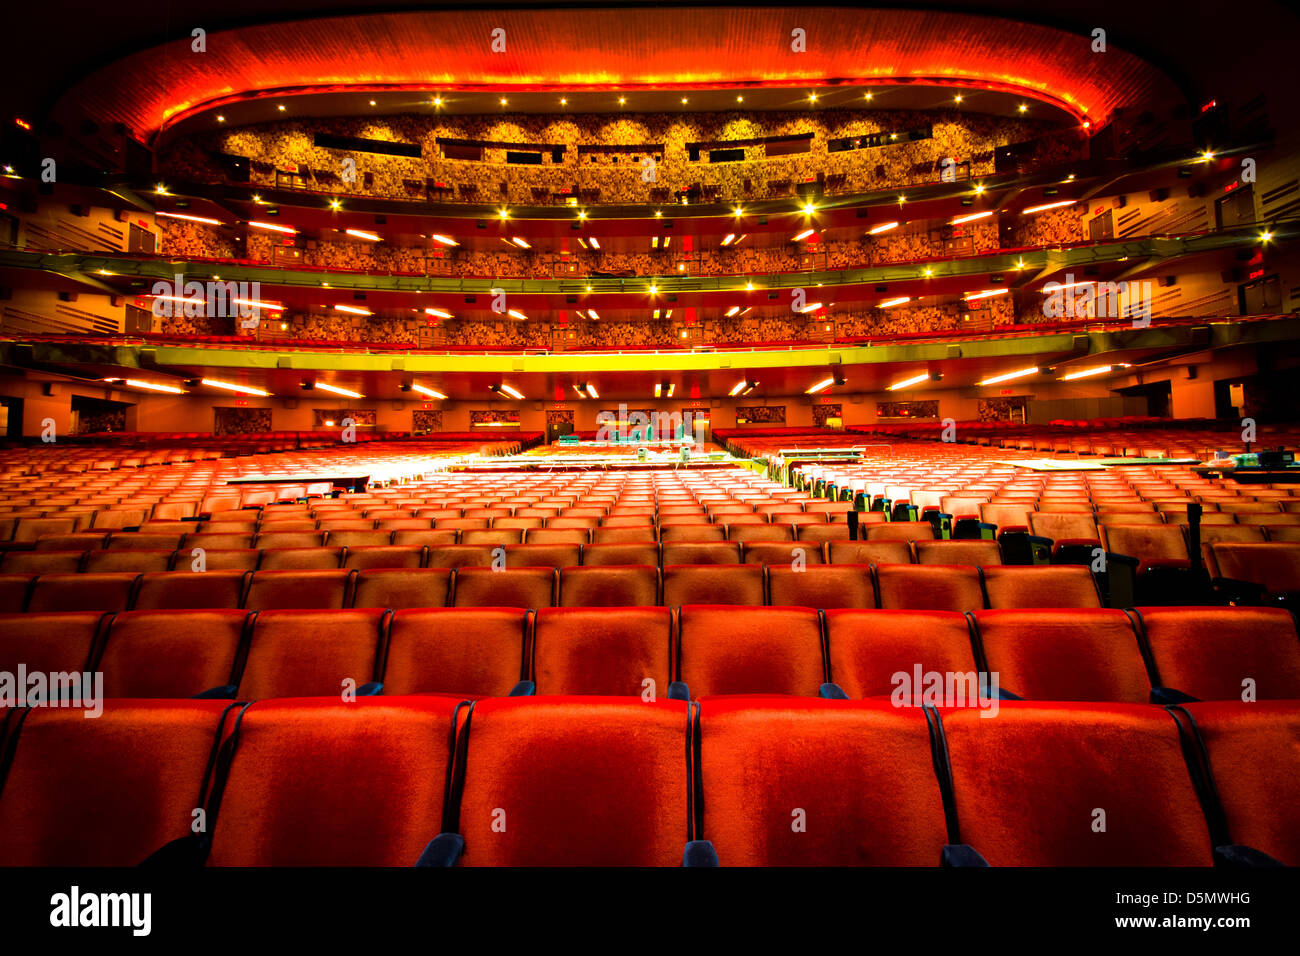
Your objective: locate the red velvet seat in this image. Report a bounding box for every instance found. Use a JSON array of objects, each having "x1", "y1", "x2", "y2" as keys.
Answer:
[
  {"x1": 206, "y1": 696, "x2": 460, "y2": 866},
  {"x1": 981, "y1": 566, "x2": 1102, "y2": 609},
  {"x1": 679, "y1": 605, "x2": 824, "y2": 697},
  {"x1": 242, "y1": 570, "x2": 354, "y2": 611},
  {"x1": 382, "y1": 608, "x2": 527, "y2": 697},
  {"x1": 236, "y1": 608, "x2": 385, "y2": 699},
  {"x1": 134, "y1": 570, "x2": 248, "y2": 610},
  {"x1": 533, "y1": 606, "x2": 673, "y2": 695},
  {"x1": 1133, "y1": 606, "x2": 1300, "y2": 700},
  {"x1": 343, "y1": 545, "x2": 426, "y2": 570},
  {"x1": 914, "y1": 539, "x2": 1002, "y2": 566},
  {"x1": 940, "y1": 702, "x2": 1214, "y2": 866},
  {"x1": 27, "y1": 572, "x2": 139, "y2": 613},
  {"x1": 766, "y1": 564, "x2": 874, "y2": 609},
  {"x1": 825, "y1": 609, "x2": 977, "y2": 700},
  {"x1": 874, "y1": 564, "x2": 984, "y2": 612},
  {"x1": 449, "y1": 697, "x2": 691, "y2": 866},
  {"x1": 84, "y1": 549, "x2": 173, "y2": 573},
  {"x1": 99, "y1": 609, "x2": 248, "y2": 697},
  {"x1": 699, "y1": 698, "x2": 948, "y2": 865},
  {"x1": 742, "y1": 541, "x2": 822, "y2": 566},
  {"x1": 0, "y1": 700, "x2": 232, "y2": 865},
  {"x1": 0, "y1": 611, "x2": 105, "y2": 677},
  {"x1": 827, "y1": 540, "x2": 912, "y2": 565},
  {"x1": 504, "y1": 544, "x2": 581, "y2": 569},
  {"x1": 1, "y1": 551, "x2": 85, "y2": 574},
  {"x1": 580, "y1": 542, "x2": 659, "y2": 566},
  {"x1": 351, "y1": 568, "x2": 452, "y2": 609},
  {"x1": 452, "y1": 567, "x2": 557, "y2": 609},
  {"x1": 662, "y1": 564, "x2": 764, "y2": 606},
  {"x1": 425, "y1": 545, "x2": 497, "y2": 569},
  {"x1": 661, "y1": 542, "x2": 741, "y2": 565},
  {"x1": 558, "y1": 565, "x2": 659, "y2": 606}
]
